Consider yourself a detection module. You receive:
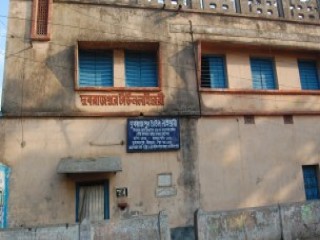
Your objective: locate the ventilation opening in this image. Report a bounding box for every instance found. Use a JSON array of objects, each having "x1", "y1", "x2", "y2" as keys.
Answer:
[
  {"x1": 283, "y1": 115, "x2": 293, "y2": 124},
  {"x1": 244, "y1": 115, "x2": 255, "y2": 124}
]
